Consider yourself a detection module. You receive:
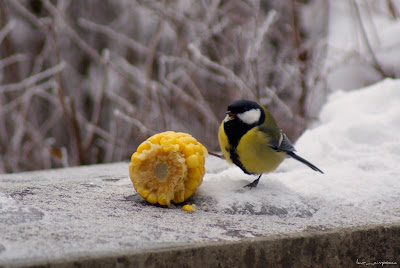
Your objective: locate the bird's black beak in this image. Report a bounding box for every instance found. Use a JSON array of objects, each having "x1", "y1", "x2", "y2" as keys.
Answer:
[
  {"x1": 224, "y1": 111, "x2": 237, "y2": 121},
  {"x1": 226, "y1": 111, "x2": 237, "y2": 117}
]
